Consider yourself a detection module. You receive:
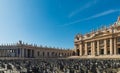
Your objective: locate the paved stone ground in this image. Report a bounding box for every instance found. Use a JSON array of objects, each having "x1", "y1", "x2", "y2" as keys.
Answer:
[
  {"x1": 0, "y1": 59, "x2": 120, "y2": 73},
  {"x1": 68, "y1": 55, "x2": 120, "y2": 59},
  {"x1": 1, "y1": 56, "x2": 120, "y2": 73},
  {"x1": 1, "y1": 55, "x2": 120, "y2": 60}
]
